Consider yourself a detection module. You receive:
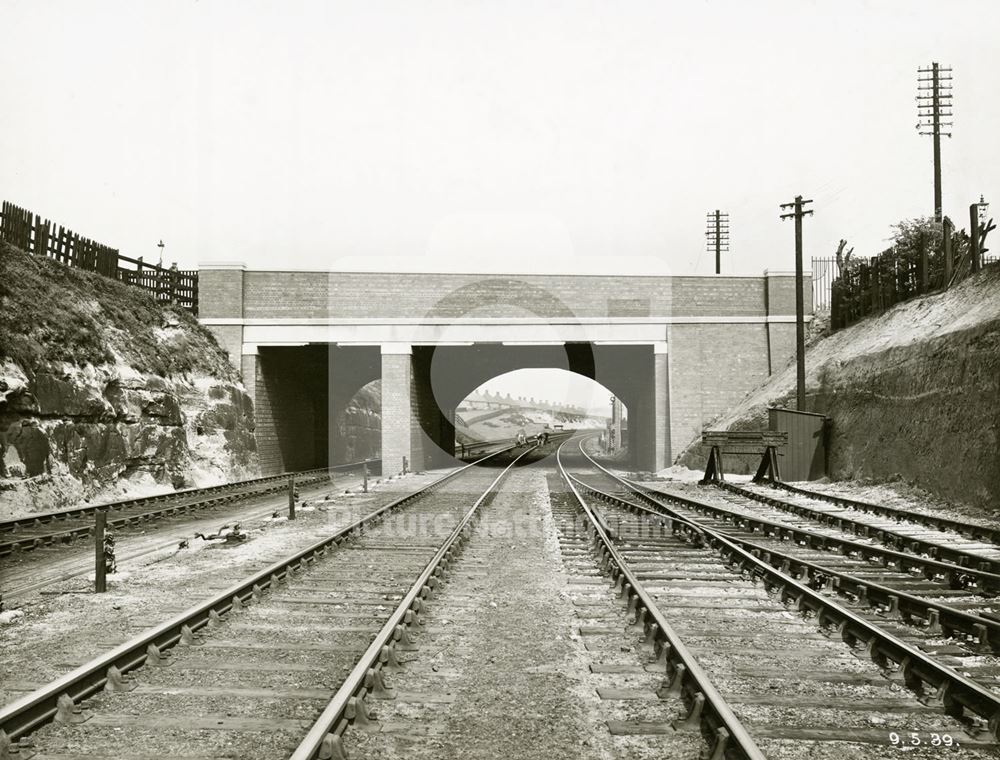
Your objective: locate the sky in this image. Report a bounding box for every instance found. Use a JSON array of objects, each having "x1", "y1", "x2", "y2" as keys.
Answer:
[
  {"x1": 3, "y1": 1, "x2": 998, "y2": 411},
  {"x1": 3, "y1": 0, "x2": 1000, "y2": 278}
]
